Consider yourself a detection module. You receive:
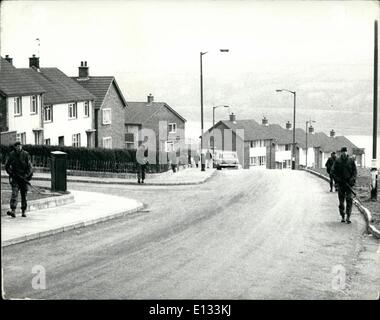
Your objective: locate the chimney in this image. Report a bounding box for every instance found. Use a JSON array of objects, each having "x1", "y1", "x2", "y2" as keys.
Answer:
[
  {"x1": 147, "y1": 93, "x2": 154, "y2": 104},
  {"x1": 330, "y1": 129, "x2": 335, "y2": 138},
  {"x1": 262, "y1": 116, "x2": 269, "y2": 126},
  {"x1": 308, "y1": 125, "x2": 314, "y2": 134},
  {"x1": 5, "y1": 55, "x2": 13, "y2": 65},
  {"x1": 229, "y1": 112, "x2": 236, "y2": 123},
  {"x1": 78, "y1": 61, "x2": 89, "y2": 79},
  {"x1": 285, "y1": 121, "x2": 292, "y2": 130},
  {"x1": 29, "y1": 54, "x2": 40, "y2": 69}
]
